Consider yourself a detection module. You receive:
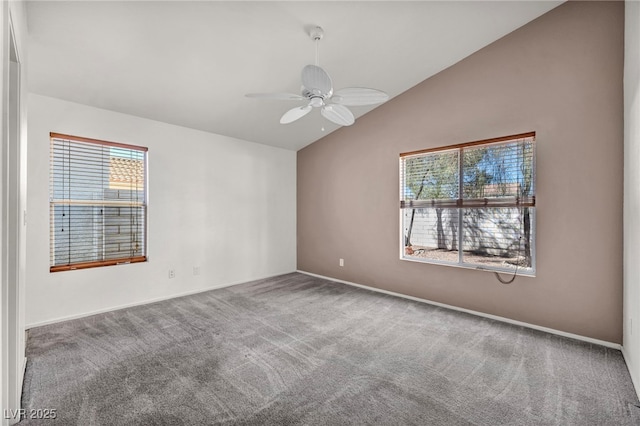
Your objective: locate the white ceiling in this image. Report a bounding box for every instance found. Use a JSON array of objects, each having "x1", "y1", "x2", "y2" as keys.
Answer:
[{"x1": 26, "y1": 1, "x2": 562, "y2": 151}]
